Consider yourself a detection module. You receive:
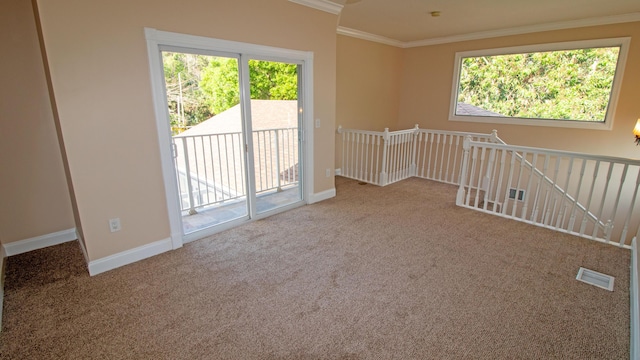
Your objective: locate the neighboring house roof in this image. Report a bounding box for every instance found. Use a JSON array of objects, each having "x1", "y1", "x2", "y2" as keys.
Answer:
[
  {"x1": 181, "y1": 99, "x2": 298, "y2": 136},
  {"x1": 456, "y1": 102, "x2": 504, "y2": 117}
]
